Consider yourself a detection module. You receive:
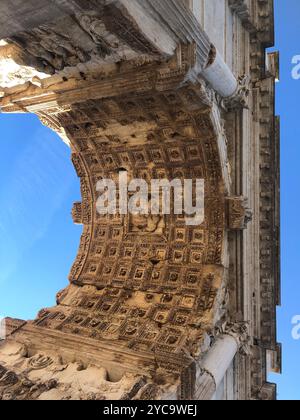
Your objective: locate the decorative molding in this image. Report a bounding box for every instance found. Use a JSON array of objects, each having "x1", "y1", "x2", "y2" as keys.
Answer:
[
  {"x1": 226, "y1": 196, "x2": 253, "y2": 230},
  {"x1": 229, "y1": 0, "x2": 274, "y2": 45},
  {"x1": 72, "y1": 202, "x2": 83, "y2": 225}
]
